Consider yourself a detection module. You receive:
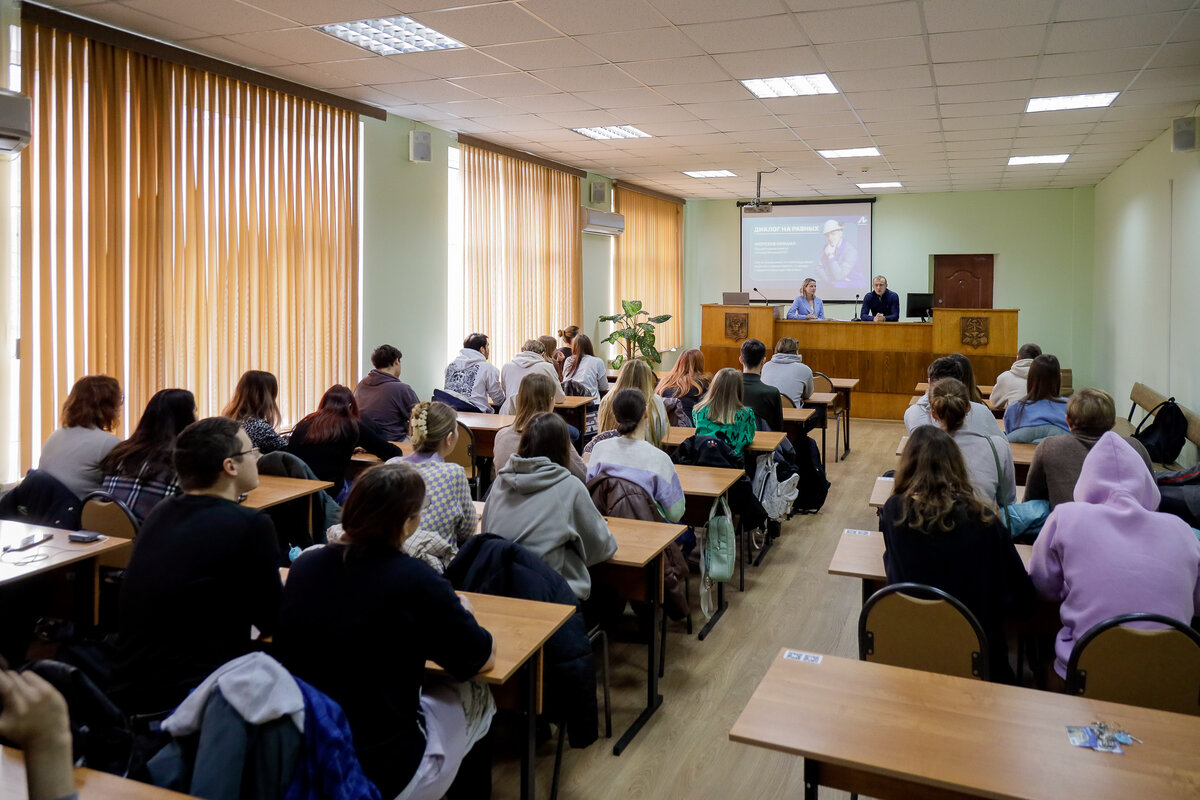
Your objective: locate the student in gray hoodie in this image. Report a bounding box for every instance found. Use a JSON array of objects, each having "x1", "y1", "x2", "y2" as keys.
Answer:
[
  {"x1": 480, "y1": 413, "x2": 615, "y2": 600},
  {"x1": 499, "y1": 340, "x2": 564, "y2": 414},
  {"x1": 760, "y1": 337, "x2": 814, "y2": 407}
]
